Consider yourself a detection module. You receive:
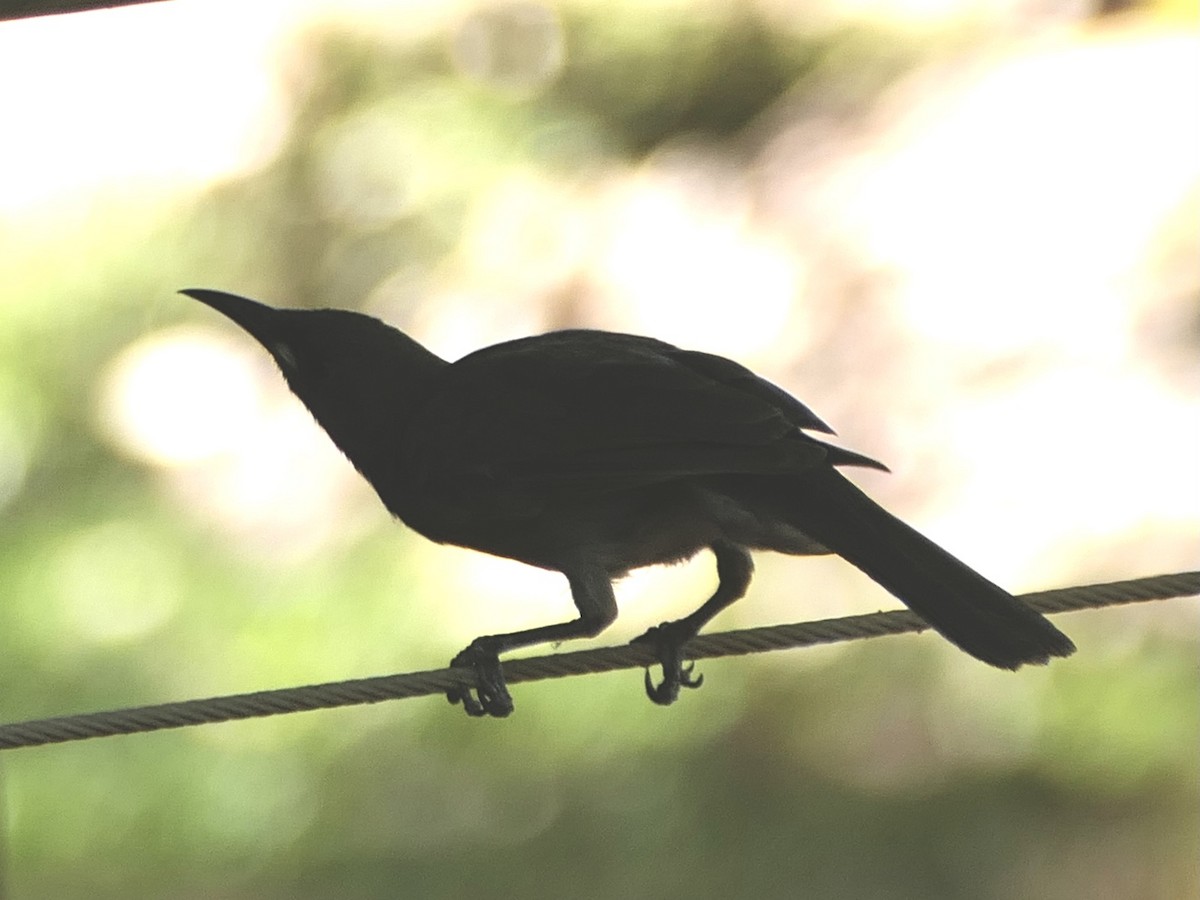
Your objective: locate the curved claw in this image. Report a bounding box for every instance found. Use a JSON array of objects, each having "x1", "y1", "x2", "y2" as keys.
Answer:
[
  {"x1": 633, "y1": 623, "x2": 704, "y2": 706},
  {"x1": 446, "y1": 683, "x2": 492, "y2": 717},
  {"x1": 679, "y1": 660, "x2": 704, "y2": 689},
  {"x1": 643, "y1": 668, "x2": 668, "y2": 704},
  {"x1": 447, "y1": 642, "x2": 514, "y2": 718}
]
